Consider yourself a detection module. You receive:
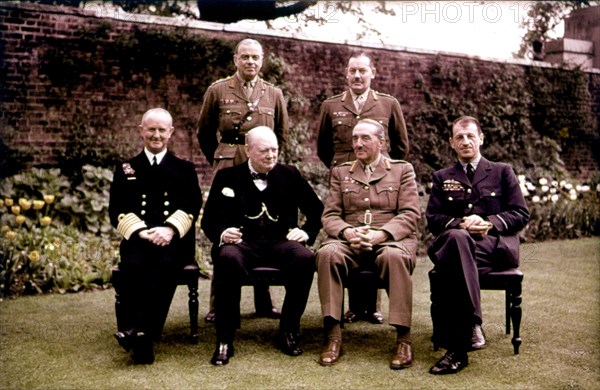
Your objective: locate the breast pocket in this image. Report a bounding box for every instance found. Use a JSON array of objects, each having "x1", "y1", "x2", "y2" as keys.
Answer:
[
  {"x1": 480, "y1": 187, "x2": 503, "y2": 214},
  {"x1": 219, "y1": 107, "x2": 242, "y2": 131},
  {"x1": 341, "y1": 182, "x2": 361, "y2": 211},
  {"x1": 257, "y1": 106, "x2": 275, "y2": 127},
  {"x1": 332, "y1": 117, "x2": 354, "y2": 147},
  {"x1": 375, "y1": 181, "x2": 400, "y2": 210}
]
